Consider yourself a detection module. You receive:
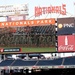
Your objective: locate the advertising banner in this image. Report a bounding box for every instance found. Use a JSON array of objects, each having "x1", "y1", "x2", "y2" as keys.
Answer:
[
  {"x1": 58, "y1": 35, "x2": 75, "y2": 52},
  {"x1": 0, "y1": 18, "x2": 55, "y2": 28},
  {"x1": 0, "y1": 48, "x2": 22, "y2": 53},
  {"x1": 57, "y1": 17, "x2": 75, "y2": 35}
]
